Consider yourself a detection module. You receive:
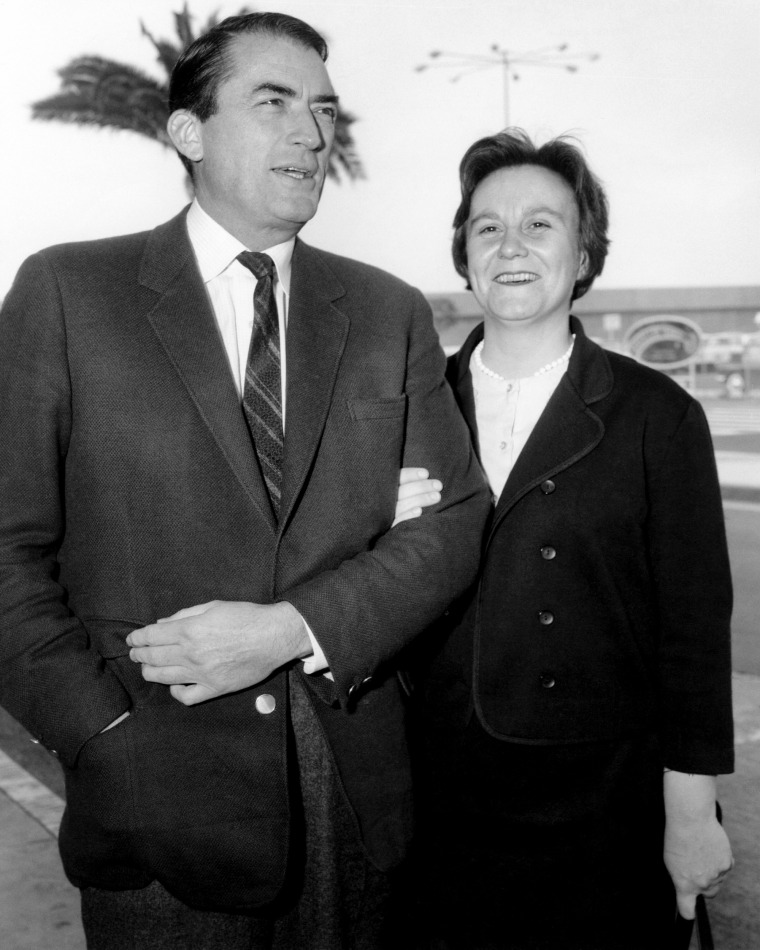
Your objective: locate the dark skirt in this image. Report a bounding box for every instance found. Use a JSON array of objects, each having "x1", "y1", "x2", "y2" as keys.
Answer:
[{"x1": 415, "y1": 715, "x2": 675, "y2": 950}]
